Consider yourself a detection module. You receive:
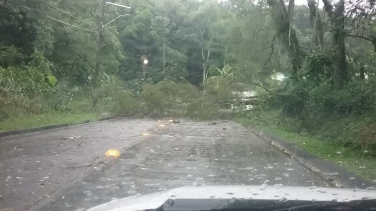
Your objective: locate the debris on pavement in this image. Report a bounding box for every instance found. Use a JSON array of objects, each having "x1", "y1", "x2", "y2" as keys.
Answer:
[
  {"x1": 0, "y1": 119, "x2": 157, "y2": 211},
  {"x1": 208, "y1": 122, "x2": 217, "y2": 125},
  {"x1": 173, "y1": 146, "x2": 185, "y2": 151},
  {"x1": 173, "y1": 120, "x2": 180, "y2": 123},
  {"x1": 62, "y1": 135, "x2": 83, "y2": 140},
  {"x1": 105, "y1": 149, "x2": 120, "y2": 157}
]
